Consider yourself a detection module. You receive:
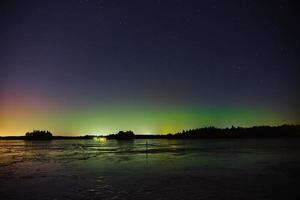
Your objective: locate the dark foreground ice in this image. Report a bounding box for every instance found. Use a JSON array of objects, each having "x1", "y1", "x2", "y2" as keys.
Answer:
[{"x1": 1, "y1": 138, "x2": 300, "y2": 200}]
